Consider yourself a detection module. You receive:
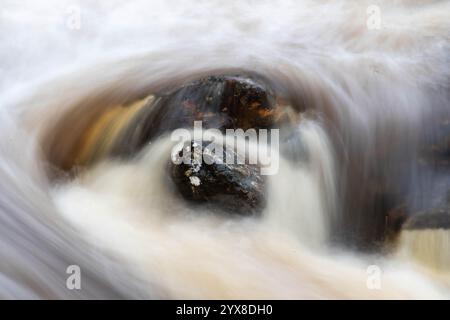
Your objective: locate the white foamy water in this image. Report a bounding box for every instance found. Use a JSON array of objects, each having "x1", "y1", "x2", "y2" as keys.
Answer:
[
  {"x1": 1, "y1": 0, "x2": 450, "y2": 299},
  {"x1": 49, "y1": 137, "x2": 447, "y2": 299}
]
